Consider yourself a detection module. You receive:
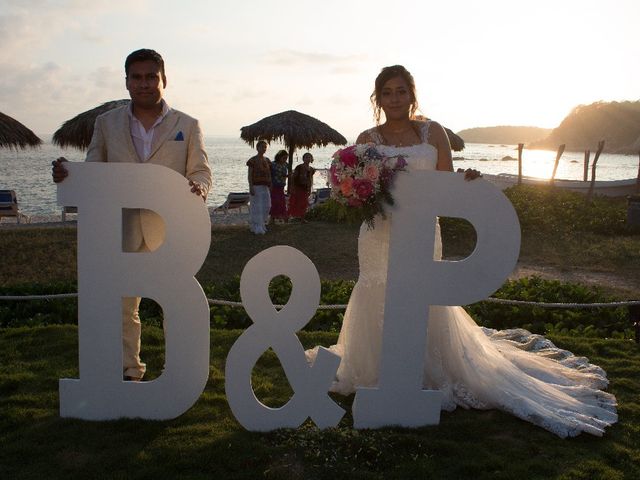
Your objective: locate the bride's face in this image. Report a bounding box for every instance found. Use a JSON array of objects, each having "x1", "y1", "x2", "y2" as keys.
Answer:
[{"x1": 379, "y1": 76, "x2": 413, "y2": 121}]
